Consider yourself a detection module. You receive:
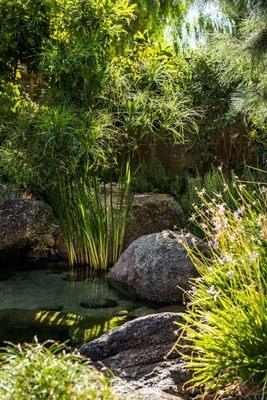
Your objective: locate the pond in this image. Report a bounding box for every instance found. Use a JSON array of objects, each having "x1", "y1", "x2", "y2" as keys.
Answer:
[{"x1": 0, "y1": 265, "x2": 182, "y2": 347}]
